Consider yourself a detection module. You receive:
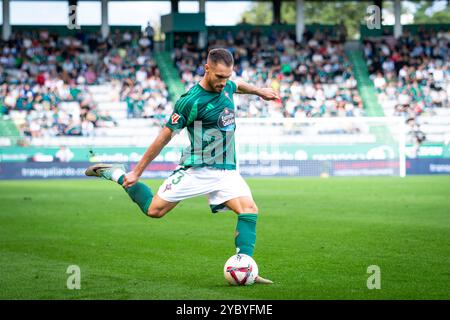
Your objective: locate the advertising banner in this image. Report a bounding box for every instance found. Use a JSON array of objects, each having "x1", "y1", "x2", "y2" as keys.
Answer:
[
  {"x1": 3, "y1": 143, "x2": 448, "y2": 164},
  {"x1": 1, "y1": 158, "x2": 449, "y2": 180}
]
